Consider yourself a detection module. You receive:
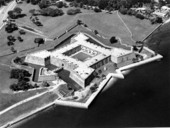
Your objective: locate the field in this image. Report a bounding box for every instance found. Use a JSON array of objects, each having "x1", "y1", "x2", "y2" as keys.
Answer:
[
  {"x1": 118, "y1": 13, "x2": 159, "y2": 41},
  {"x1": 0, "y1": 25, "x2": 41, "y2": 56},
  {"x1": 0, "y1": 92, "x2": 58, "y2": 127},
  {"x1": 72, "y1": 51, "x2": 92, "y2": 62}
]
